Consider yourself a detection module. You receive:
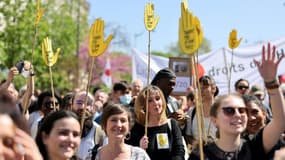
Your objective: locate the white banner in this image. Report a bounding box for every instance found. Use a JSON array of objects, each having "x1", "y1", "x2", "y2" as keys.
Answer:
[{"x1": 132, "y1": 37, "x2": 285, "y2": 95}]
